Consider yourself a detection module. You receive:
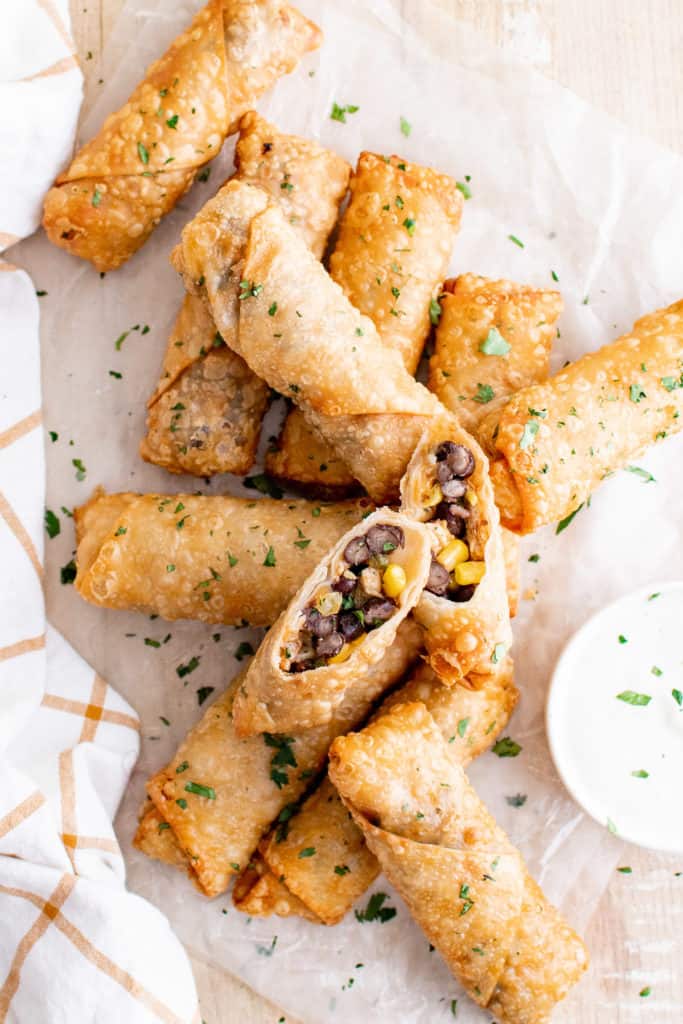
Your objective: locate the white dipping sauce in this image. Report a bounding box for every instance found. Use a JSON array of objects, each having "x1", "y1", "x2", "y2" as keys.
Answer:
[{"x1": 547, "y1": 581, "x2": 683, "y2": 853}]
